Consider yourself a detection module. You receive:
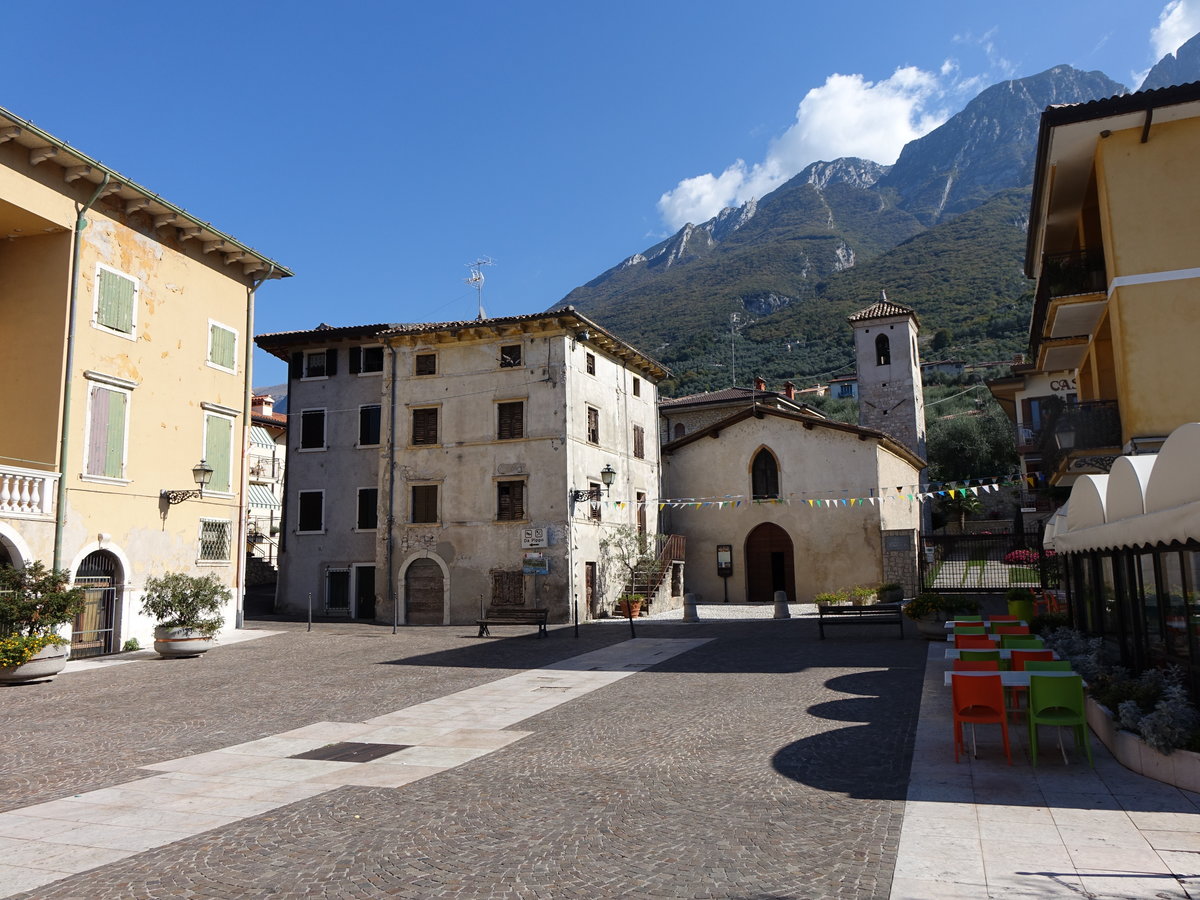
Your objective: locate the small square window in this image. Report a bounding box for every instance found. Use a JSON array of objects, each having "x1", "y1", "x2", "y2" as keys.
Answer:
[
  {"x1": 415, "y1": 354, "x2": 437, "y2": 376},
  {"x1": 586, "y1": 353, "x2": 596, "y2": 375},
  {"x1": 199, "y1": 518, "x2": 232, "y2": 562},
  {"x1": 94, "y1": 265, "x2": 137, "y2": 336},
  {"x1": 499, "y1": 344, "x2": 522, "y2": 368},
  {"x1": 411, "y1": 484, "x2": 438, "y2": 524},
  {"x1": 632, "y1": 377, "x2": 641, "y2": 397},
  {"x1": 298, "y1": 491, "x2": 324, "y2": 533},
  {"x1": 359, "y1": 405, "x2": 381, "y2": 446},
  {"x1": 412, "y1": 407, "x2": 438, "y2": 445},
  {"x1": 361, "y1": 346, "x2": 384, "y2": 373},
  {"x1": 304, "y1": 349, "x2": 336, "y2": 379},
  {"x1": 357, "y1": 487, "x2": 378, "y2": 530}
]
